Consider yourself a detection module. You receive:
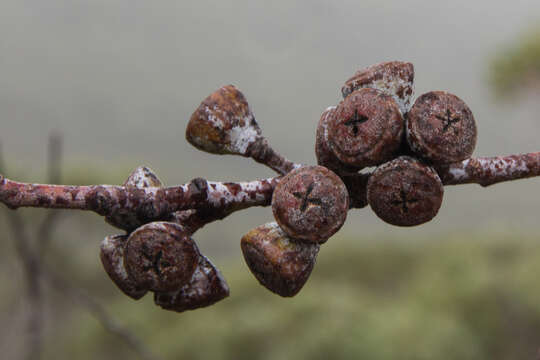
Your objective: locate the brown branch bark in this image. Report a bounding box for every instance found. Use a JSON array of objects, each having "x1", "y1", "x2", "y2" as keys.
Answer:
[
  {"x1": 436, "y1": 152, "x2": 540, "y2": 187},
  {"x1": 2, "y1": 152, "x2": 540, "y2": 231},
  {"x1": 0, "y1": 176, "x2": 280, "y2": 231}
]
